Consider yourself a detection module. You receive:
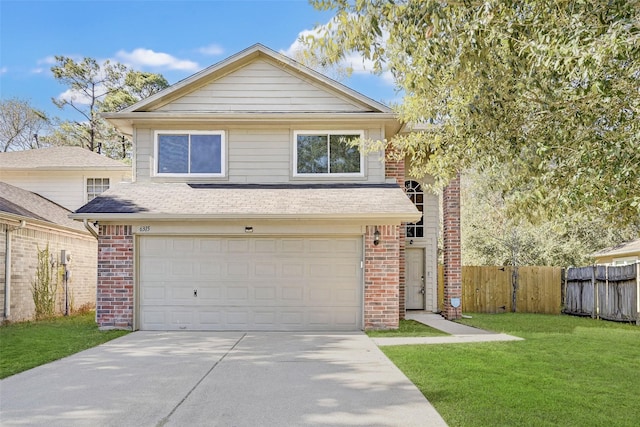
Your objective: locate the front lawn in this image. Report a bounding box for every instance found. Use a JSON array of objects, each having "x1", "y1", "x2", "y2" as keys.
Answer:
[
  {"x1": 381, "y1": 313, "x2": 640, "y2": 427},
  {"x1": 0, "y1": 312, "x2": 128, "y2": 379},
  {"x1": 366, "y1": 319, "x2": 449, "y2": 337}
]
